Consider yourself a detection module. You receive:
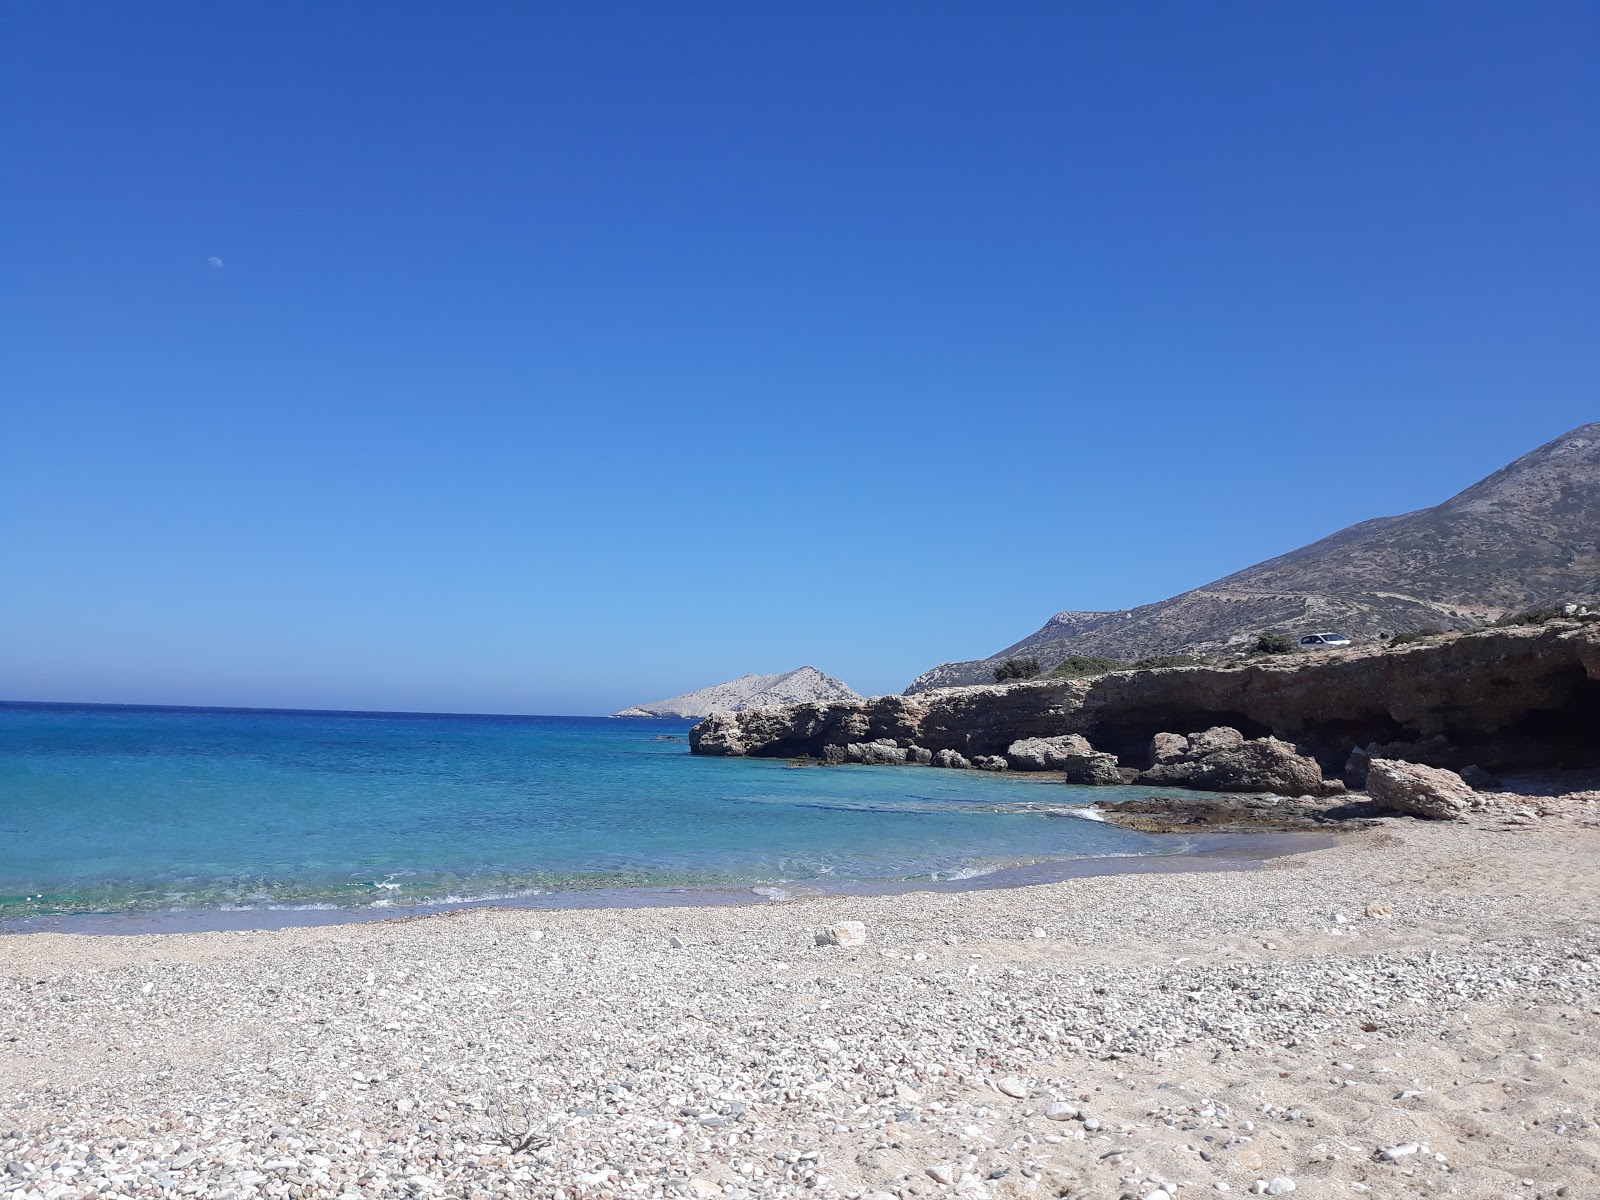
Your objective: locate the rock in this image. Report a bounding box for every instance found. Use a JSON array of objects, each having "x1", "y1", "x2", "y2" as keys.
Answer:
[
  {"x1": 1005, "y1": 735, "x2": 1094, "y2": 770},
  {"x1": 1061, "y1": 751, "x2": 1124, "y2": 786},
  {"x1": 821, "y1": 744, "x2": 848, "y2": 765},
  {"x1": 1045, "y1": 1102, "x2": 1078, "y2": 1121},
  {"x1": 851, "y1": 740, "x2": 909, "y2": 766},
  {"x1": 669, "y1": 935, "x2": 687, "y2": 948},
  {"x1": 1145, "y1": 1190, "x2": 1173, "y2": 1200},
  {"x1": 1187, "y1": 726, "x2": 1246, "y2": 758},
  {"x1": 995, "y1": 1077, "x2": 1028, "y2": 1098},
  {"x1": 1139, "y1": 734, "x2": 1342, "y2": 797},
  {"x1": 932, "y1": 749, "x2": 972, "y2": 769},
  {"x1": 1363, "y1": 903, "x2": 1393, "y2": 919},
  {"x1": 814, "y1": 921, "x2": 866, "y2": 948},
  {"x1": 906, "y1": 746, "x2": 934, "y2": 765},
  {"x1": 1460, "y1": 764, "x2": 1502, "y2": 789},
  {"x1": 927, "y1": 1165, "x2": 956, "y2": 1185},
  {"x1": 972, "y1": 756, "x2": 1009, "y2": 772},
  {"x1": 1266, "y1": 1178, "x2": 1295, "y2": 1195},
  {"x1": 686, "y1": 1178, "x2": 721, "y2": 1198},
  {"x1": 1149, "y1": 732, "x2": 1189, "y2": 764},
  {"x1": 1365, "y1": 759, "x2": 1475, "y2": 820},
  {"x1": 1098, "y1": 792, "x2": 1368, "y2": 833},
  {"x1": 1377, "y1": 1142, "x2": 1420, "y2": 1162}
]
